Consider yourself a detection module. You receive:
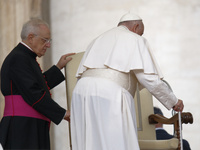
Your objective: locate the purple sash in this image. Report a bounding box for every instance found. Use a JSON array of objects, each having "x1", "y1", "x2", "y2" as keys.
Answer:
[{"x1": 4, "y1": 95, "x2": 50, "y2": 123}]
